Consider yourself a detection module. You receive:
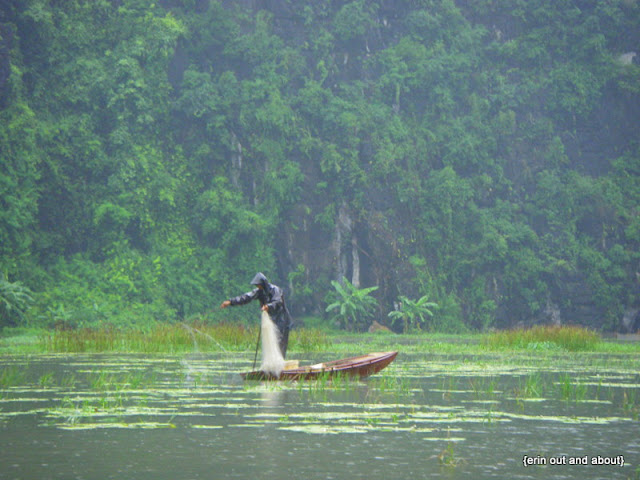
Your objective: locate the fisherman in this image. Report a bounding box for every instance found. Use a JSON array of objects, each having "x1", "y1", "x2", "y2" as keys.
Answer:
[{"x1": 220, "y1": 272, "x2": 293, "y2": 358}]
